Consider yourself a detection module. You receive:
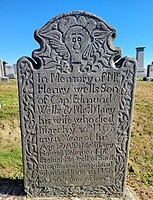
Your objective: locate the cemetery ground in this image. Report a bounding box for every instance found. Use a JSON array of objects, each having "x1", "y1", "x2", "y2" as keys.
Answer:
[{"x1": 0, "y1": 80, "x2": 153, "y2": 199}]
